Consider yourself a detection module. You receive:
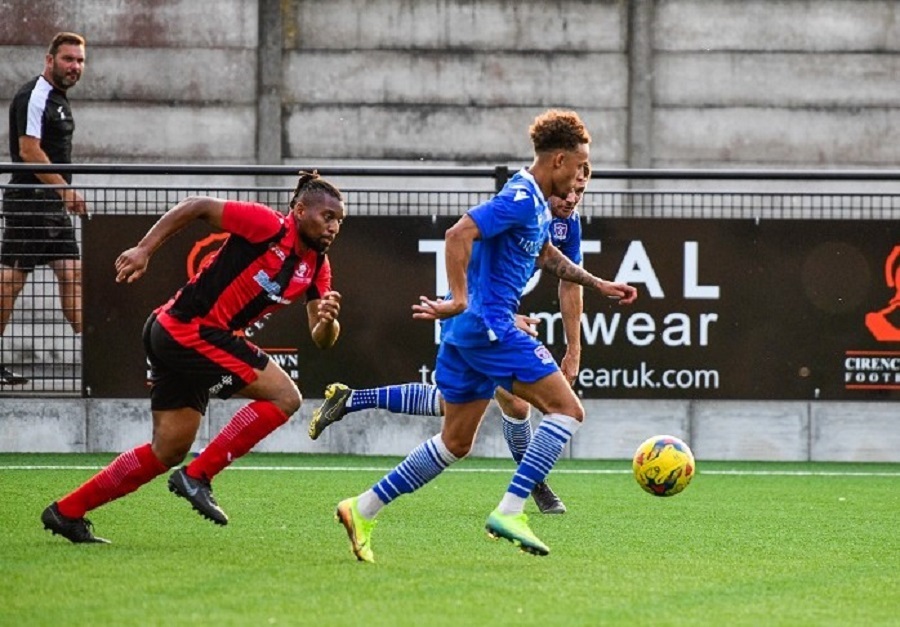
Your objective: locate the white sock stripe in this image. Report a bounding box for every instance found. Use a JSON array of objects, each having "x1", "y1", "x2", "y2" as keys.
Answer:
[
  {"x1": 521, "y1": 451, "x2": 556, "y2": 475},
  {"x1": 429, "y1": 435, "x2": 458, "y2": 465},
  {"x1": 423, "y1": 438, "x2": 447, "y2": 468},
  {"x1": 96, "y1": 449, "x2": 141, "y2": 489},
  {"x1": 501, "y1": 413, "x2": 530, "y2": 425},
  {"x1": 220, "y1": 406, "x2": 259, "y2": 440},
  {"x1": 536, "y1": 422, "x2": 573, "y2": 444},
  {"x1": 382, "y1": 476, "x2": 400, "y2": 497},
  {"x1": 543, "y1": 412, "x2": 581, "y2": 432},
  {"x1": 432, "y1": 390, "x2": 442, "y2": 416}
]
